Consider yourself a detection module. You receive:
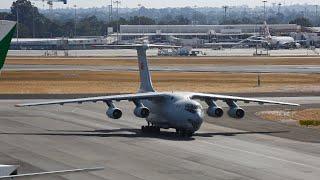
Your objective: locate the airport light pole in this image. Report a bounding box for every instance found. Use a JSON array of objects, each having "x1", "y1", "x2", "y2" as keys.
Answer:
[
  {"x1": 304, "y1": 7, "x2": 307, "y2": 18},
  {"x1": 138, "y1": 3, "x2": 141, "y2": 25},
  {"x1": 16, "y1": 1, "x2": 20, "y2": 47},
  {"x1": 74, "y1": 4, "x2": 77, "y2": 38},
  {"x1": 316, "y1": 5, "x2": 319, "y2": 26},
  {"x1": 277, "y1": 3, "x2": 281, "y2": 15},
  {"x1": 193, "y1": 5, "x2": 197, "y2": 25},
  {"x1": 222, "y1": 5, "x2": 229, "y2": 22},
  {"x1": 262, "y1": 0, "x2": 267, "y2": 21},
  {"x1": 16, "y1": 1, "x2": 19, "y2": 47},
  {"x1": 114, "y1": 0, "x2": 121, "y2": 44},
  {"x1": 109, "y1": 0, "x2": 113, "y2": 22},
  {"x1": 32, "y1": 2, "x2": 36, "y2": 38}
]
